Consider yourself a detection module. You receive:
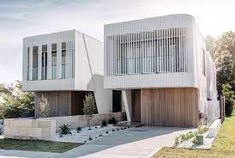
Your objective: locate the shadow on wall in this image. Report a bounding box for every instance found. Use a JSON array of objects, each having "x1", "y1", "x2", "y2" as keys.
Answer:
[{"x1": 87, "y1": 74, "x2": 112, "y2": 114}]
